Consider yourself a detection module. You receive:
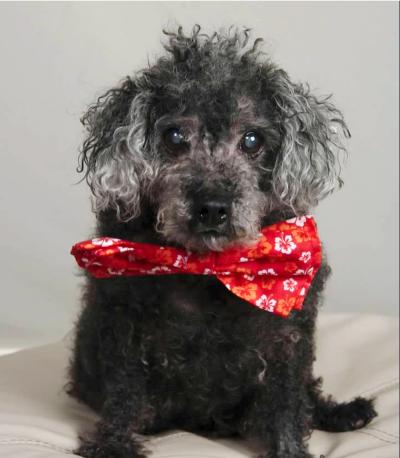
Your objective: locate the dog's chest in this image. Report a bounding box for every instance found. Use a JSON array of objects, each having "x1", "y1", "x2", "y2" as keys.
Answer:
[{"x1": 137, "y1": 276, "x2": 285, "y2": 393}]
